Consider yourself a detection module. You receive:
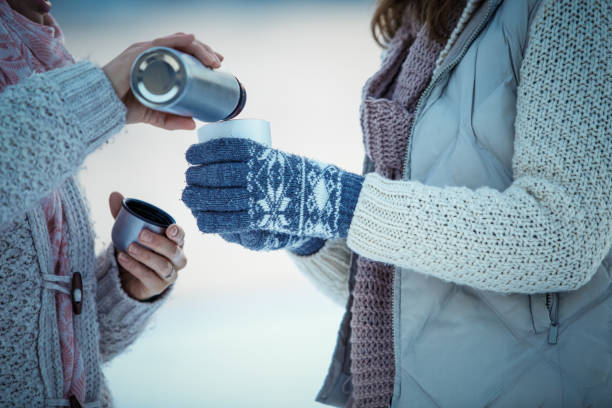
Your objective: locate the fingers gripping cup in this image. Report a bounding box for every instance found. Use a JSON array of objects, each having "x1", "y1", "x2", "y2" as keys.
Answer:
[
  {"x1": 197, "y1": 118, "x2": 271, "y2": 147},
  {"x1": 111, "y1": 198, "x2": 176, "y2": 253}
]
